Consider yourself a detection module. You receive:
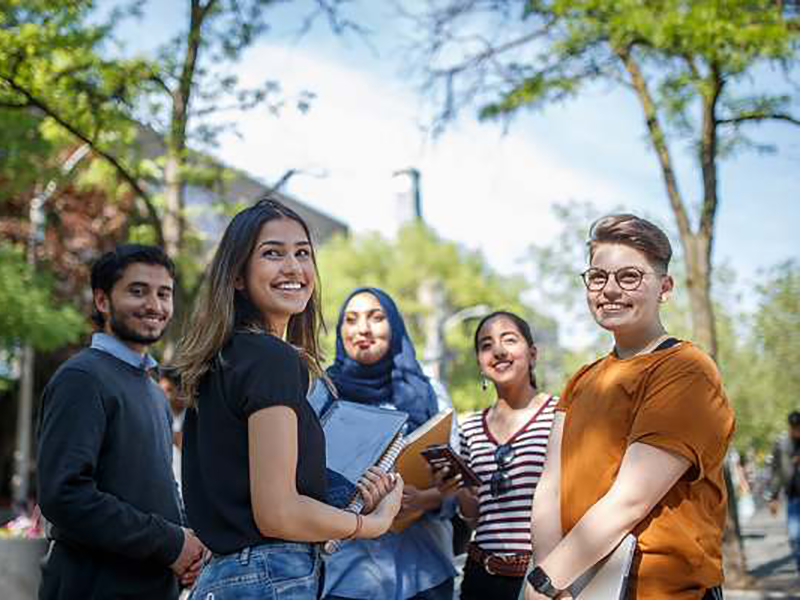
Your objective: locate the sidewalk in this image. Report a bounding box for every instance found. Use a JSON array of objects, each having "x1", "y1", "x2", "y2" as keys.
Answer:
[
  {"x1": 725, "y1": 506, "x2": 800, "y2": 599},
  {"x1": 451, "y1": 507, "x2": 800, "y2": 600}
]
